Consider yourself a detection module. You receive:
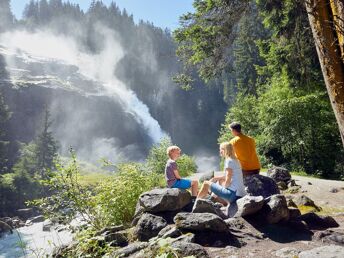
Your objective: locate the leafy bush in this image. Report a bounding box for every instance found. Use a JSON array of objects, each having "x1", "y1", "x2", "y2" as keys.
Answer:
[
  {"x1": 146, "y1": 137, "x2": 197, "y2": 177},
  {"x1": 93, "y1": 162, "x2": 164, "y2": 227}
]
